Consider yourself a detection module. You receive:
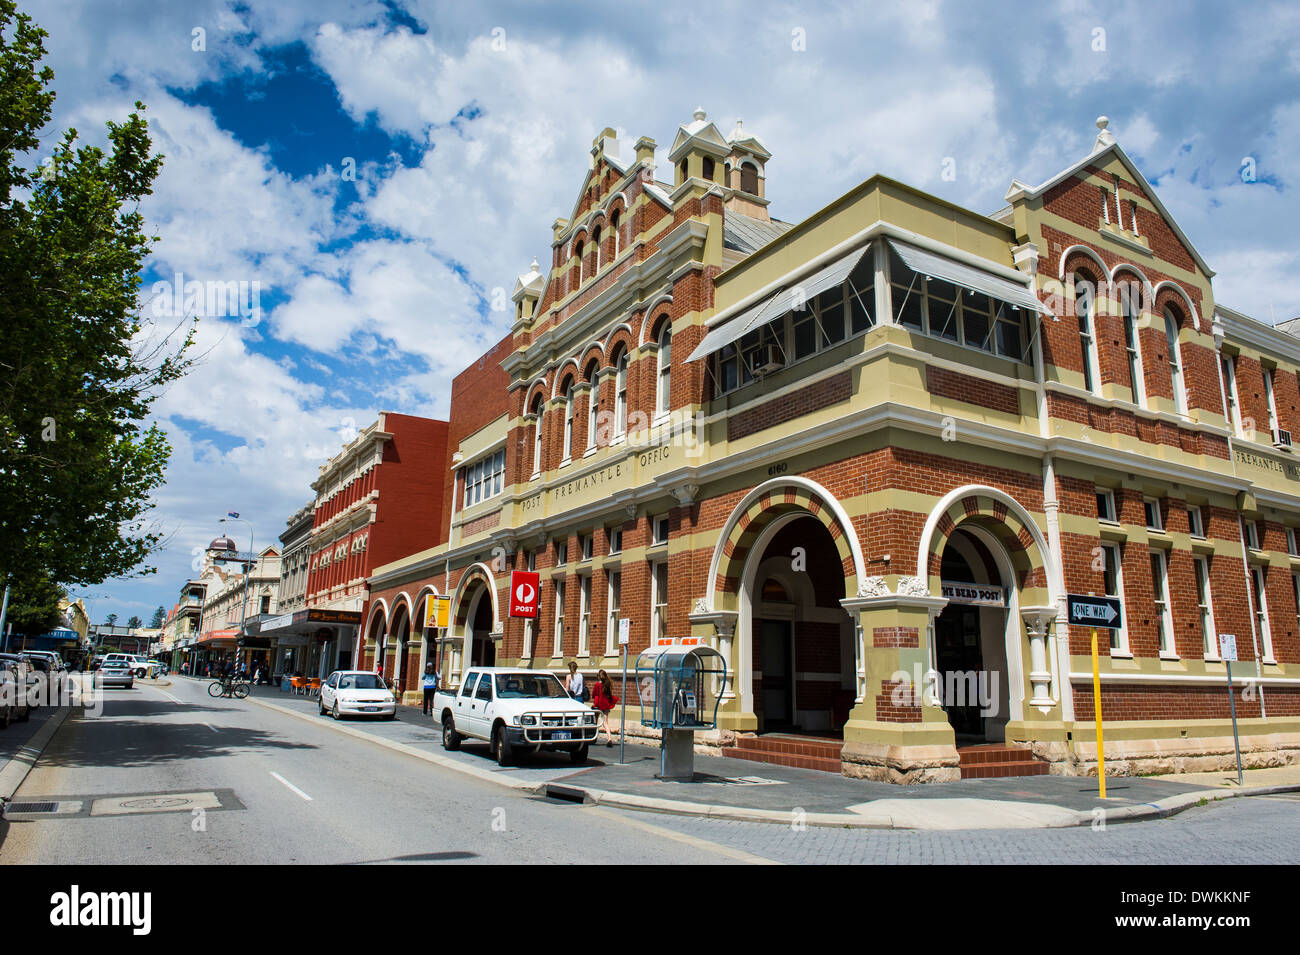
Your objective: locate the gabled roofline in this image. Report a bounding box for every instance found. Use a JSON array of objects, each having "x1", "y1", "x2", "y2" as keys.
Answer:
[{"x1": 1007, "y1": 141, "x2": 1215, "y2": 279}]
